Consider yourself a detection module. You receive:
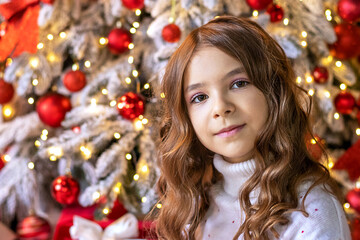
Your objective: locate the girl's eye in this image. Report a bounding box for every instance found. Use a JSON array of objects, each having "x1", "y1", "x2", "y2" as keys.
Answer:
[
  {"x1": 231, "y1": 80, "x2": 249, "y2": 89},
  {"x1": 190, "y1": 94, "x2": 208, "y2": 103}
]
